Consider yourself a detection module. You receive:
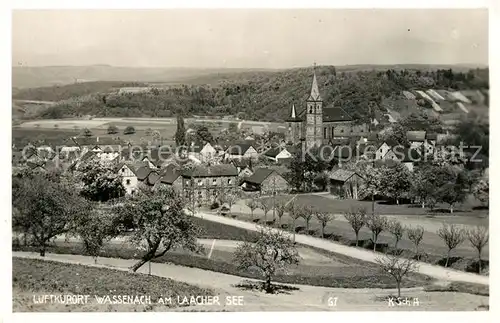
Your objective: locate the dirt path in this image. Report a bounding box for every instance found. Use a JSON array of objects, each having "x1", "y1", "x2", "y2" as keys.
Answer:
[
  {"x1": 195, "y1": 212, "x2": 489, "y2": 286},
  {"x1": 12, "y1": 252, "x2": 488, "y2": 311}
]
